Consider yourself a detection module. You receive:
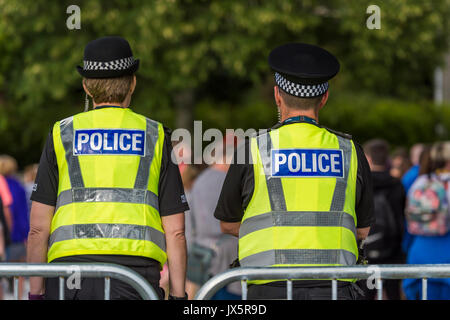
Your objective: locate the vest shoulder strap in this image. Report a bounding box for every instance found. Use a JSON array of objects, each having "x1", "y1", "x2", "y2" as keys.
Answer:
[{"x1": 323, "y1": 127, "x2": 353, "y2": 140}]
